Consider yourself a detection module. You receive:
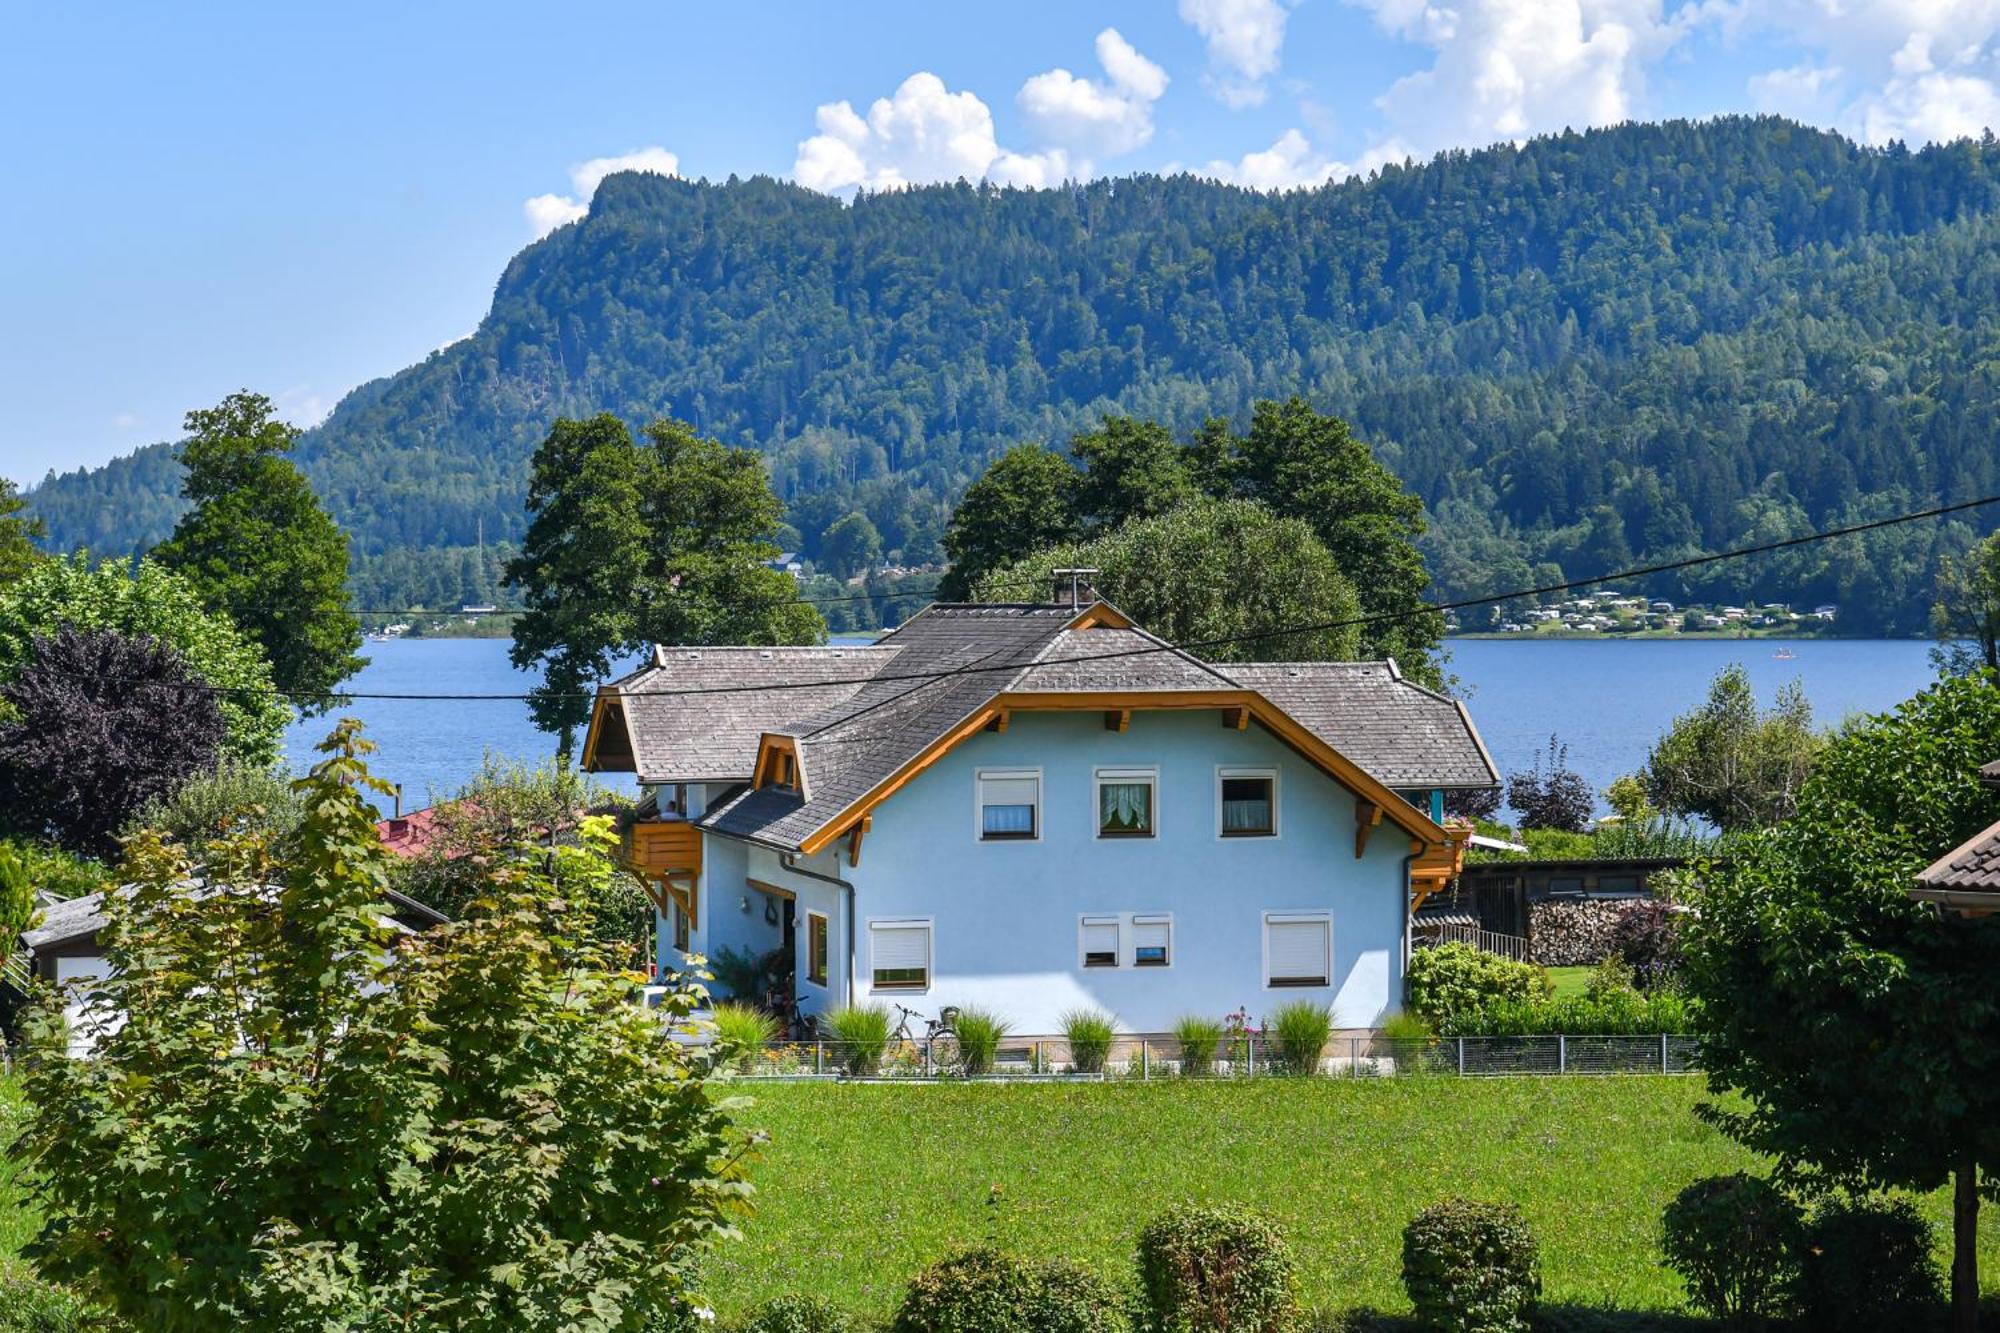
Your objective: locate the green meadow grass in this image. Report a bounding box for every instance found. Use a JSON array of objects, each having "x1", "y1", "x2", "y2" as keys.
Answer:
[{"x1": 716, "y1": 1077, "x2": 2000, "y2": 1325}]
